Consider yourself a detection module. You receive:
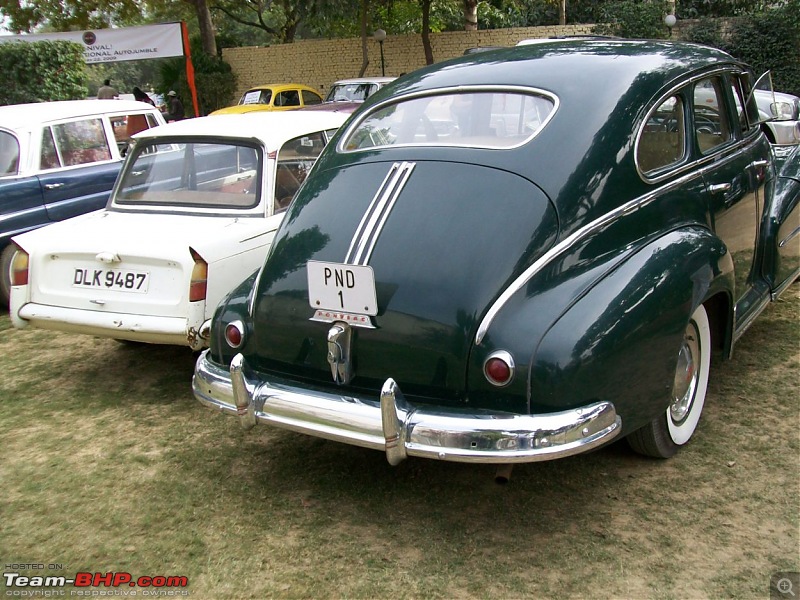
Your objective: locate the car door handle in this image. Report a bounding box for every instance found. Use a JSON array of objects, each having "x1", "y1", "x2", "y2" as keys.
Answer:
[
  {"x1": 44, "y1": 182, "x2": 64, "y2": 190},
  {"x1": 708, "y1": 183, "x2": 731, "y2": 194},
  {"x1": 748, "y1": 160, "x2": 769, "y2": 169}
]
